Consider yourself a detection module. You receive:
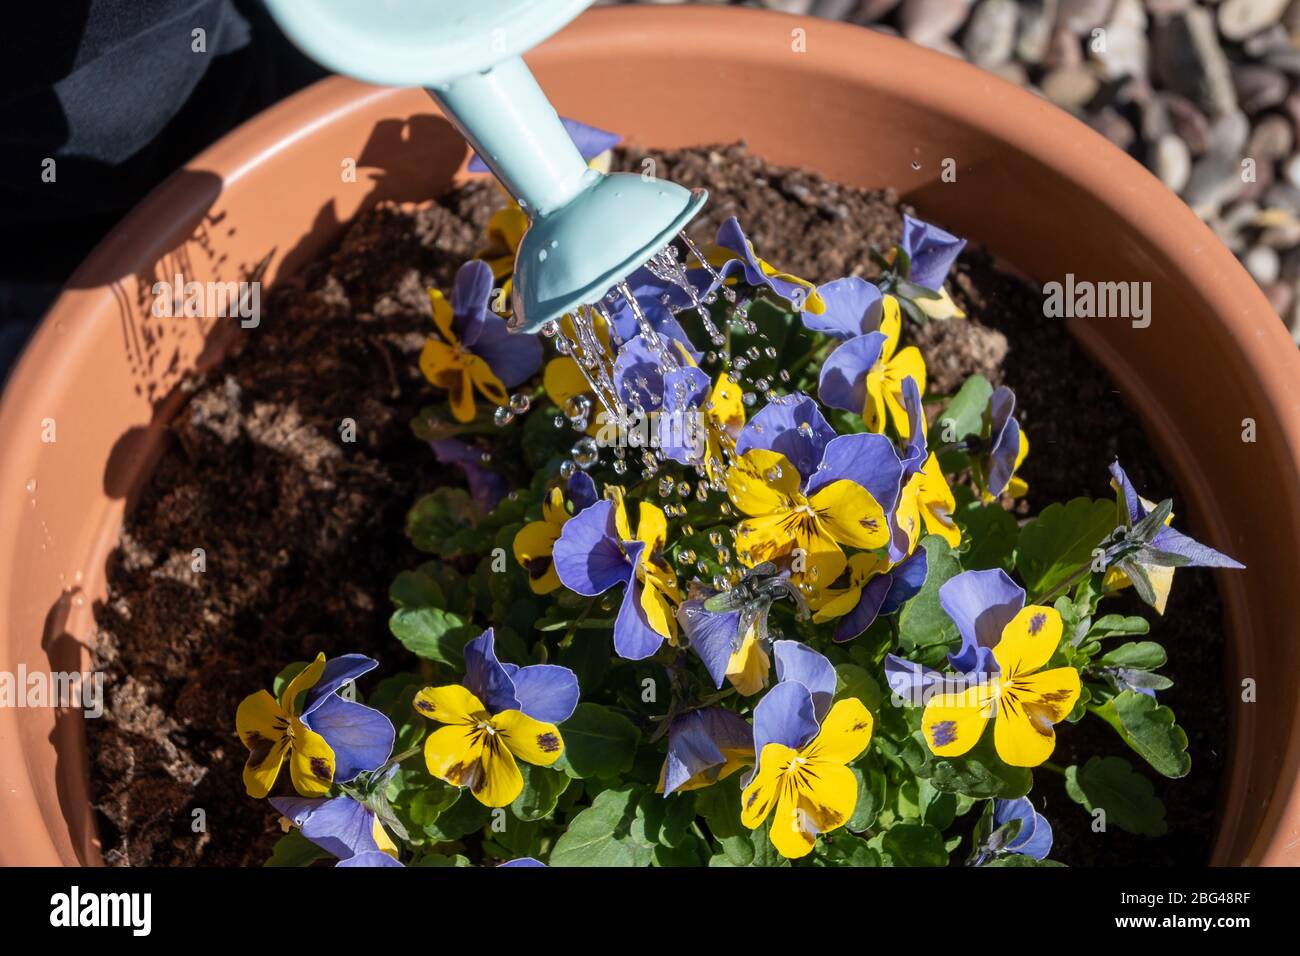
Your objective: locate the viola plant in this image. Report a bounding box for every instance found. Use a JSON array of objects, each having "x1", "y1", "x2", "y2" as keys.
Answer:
[{"x1": 237, "y1": 132, "x2": 1243, "y2": 864}]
